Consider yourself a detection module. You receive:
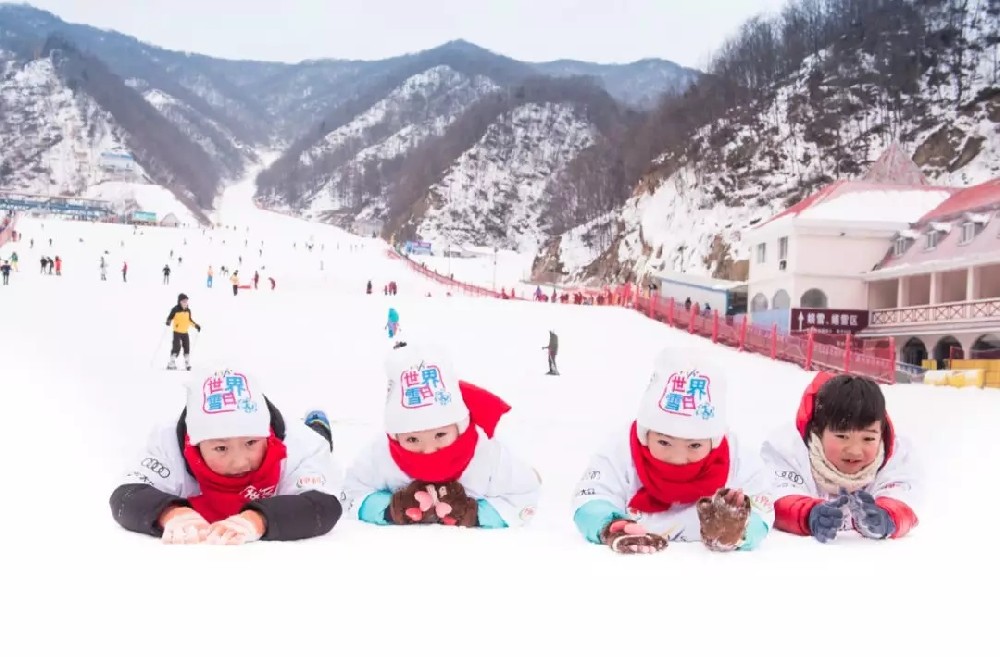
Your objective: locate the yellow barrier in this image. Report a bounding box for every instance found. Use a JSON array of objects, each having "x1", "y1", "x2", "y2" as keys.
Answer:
[{"x1": 923, "y1": 369, "x2": 986, "y2": 388}]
